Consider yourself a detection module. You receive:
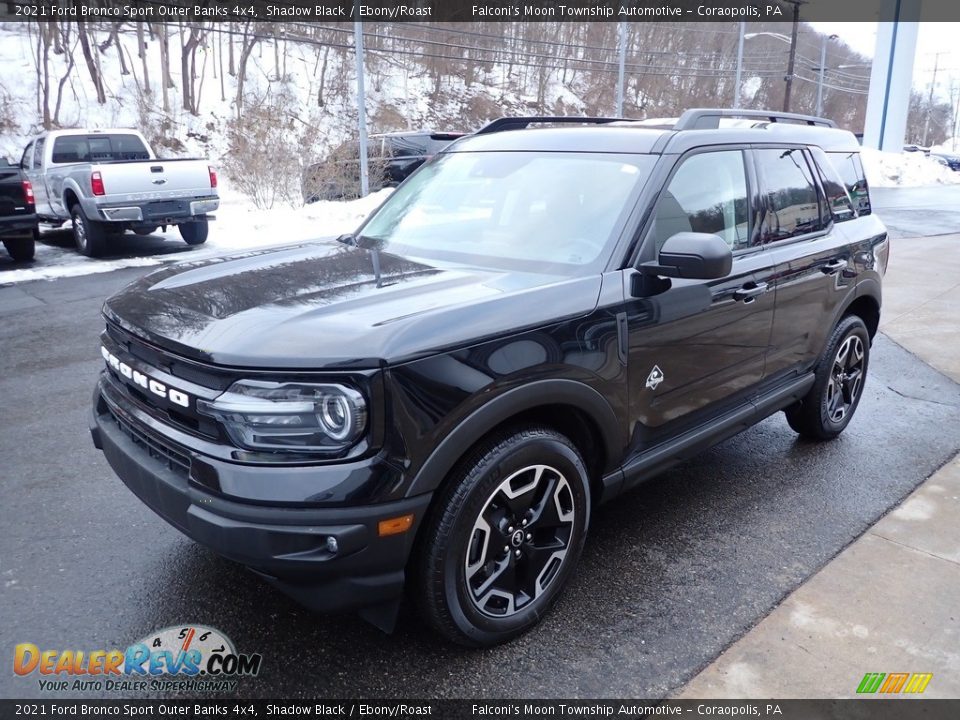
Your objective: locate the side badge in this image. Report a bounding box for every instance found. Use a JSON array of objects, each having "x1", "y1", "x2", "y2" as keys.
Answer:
[{"x1": 646, "y1": 365, "x2": 665, "y2": 390}]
